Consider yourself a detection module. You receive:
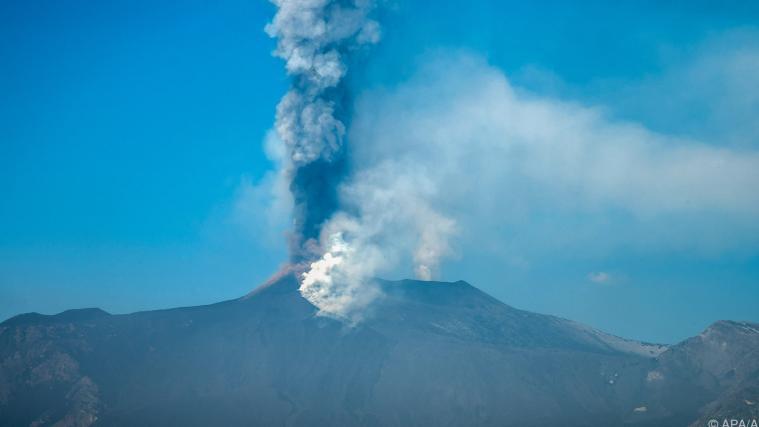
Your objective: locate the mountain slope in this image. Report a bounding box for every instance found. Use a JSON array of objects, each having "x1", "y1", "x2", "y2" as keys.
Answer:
[{"x1": 0, "y1": 275, "x2": 756, "y2": 426}]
